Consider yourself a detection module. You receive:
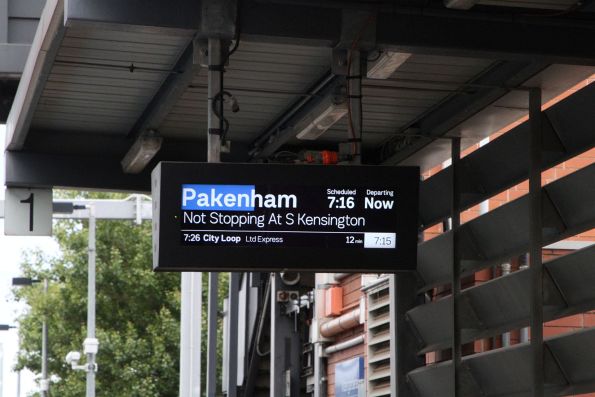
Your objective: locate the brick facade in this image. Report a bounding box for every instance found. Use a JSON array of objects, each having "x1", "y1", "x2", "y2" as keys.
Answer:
[{"x1": 326, "y1": 274, "x2": 366, "y2": 397}]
